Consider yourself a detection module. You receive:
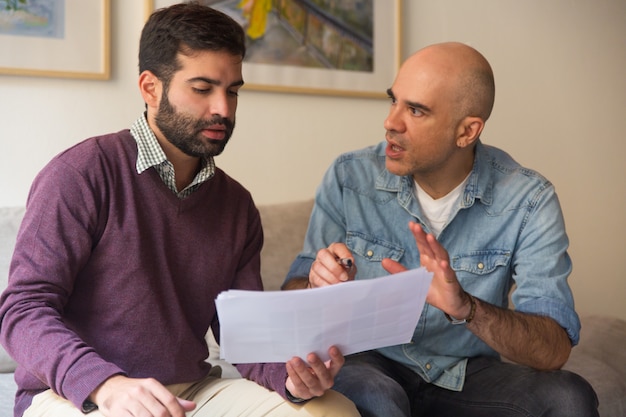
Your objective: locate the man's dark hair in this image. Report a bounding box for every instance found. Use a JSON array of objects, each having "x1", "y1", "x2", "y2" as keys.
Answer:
[{"x1": 139, "y1": 1, "x2": 246, "y2": 86}]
